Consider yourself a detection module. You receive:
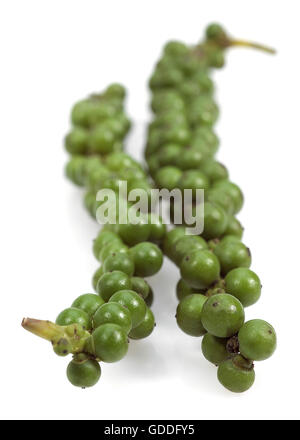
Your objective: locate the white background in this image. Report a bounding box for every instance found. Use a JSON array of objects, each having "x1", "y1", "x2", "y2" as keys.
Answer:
[{"x1": 1, "y1": 0, "x2": 299, "y2": 420}]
